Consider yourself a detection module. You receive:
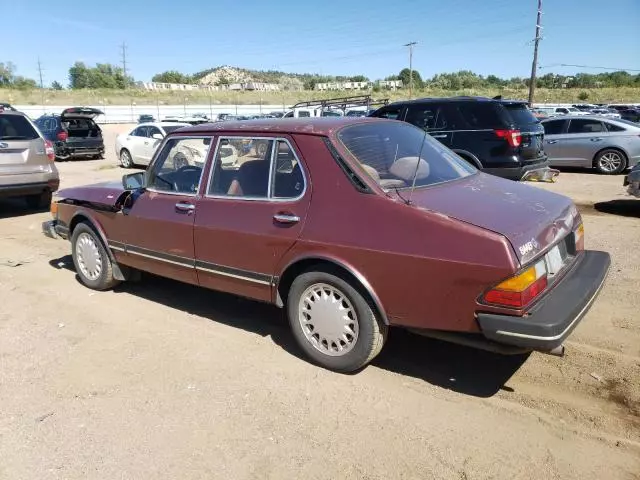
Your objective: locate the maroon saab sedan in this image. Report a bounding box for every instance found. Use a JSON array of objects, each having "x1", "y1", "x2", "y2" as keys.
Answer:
[{"x1": 43, "y1": 118, "x2": 610, "y2": 372}]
